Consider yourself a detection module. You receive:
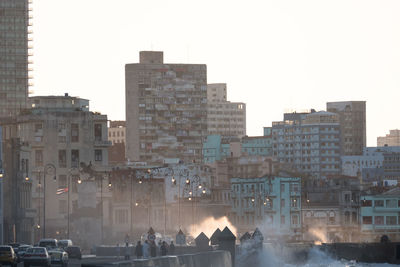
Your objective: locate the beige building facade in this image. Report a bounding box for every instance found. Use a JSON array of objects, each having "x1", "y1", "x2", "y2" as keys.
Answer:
[
  {"x1": 125, "y1": 51, "x2": 208, "y2": 164},
  {"x1": 327, "y1": 101, "x2": 366, "y2": 156},
  {"x1": 377, "y1": 129, "x2": 400, "y2": 147},
  {"x1": 1, "y1": 94, "x2": 111, "y2": 240},
  {"x1": 108, "y1": 121, "x2": 126, "y2": 145},
  {"x1": 207, "y1": 83, "x2": 246, "y2": 138}
]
